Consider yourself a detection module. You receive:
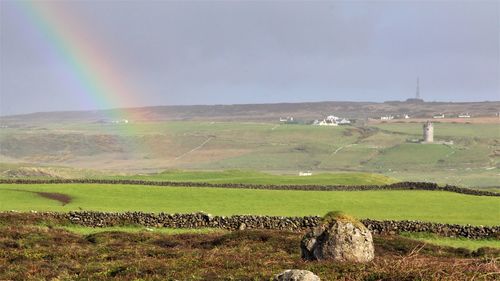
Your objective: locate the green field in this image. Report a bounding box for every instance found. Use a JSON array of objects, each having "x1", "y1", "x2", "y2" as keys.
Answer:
[
  {"x1": 401, "y1": 232, "x2": 500, "y2": 250},
  {"x1": 110, "y1": 170, "x2": 397, "y2": 185},
  {"x1": 57, "y1": 225, "x2": 222, "y2": 235},
  {"x1": 1, "y1": 184, "x2": 499, "y2": 226}
]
